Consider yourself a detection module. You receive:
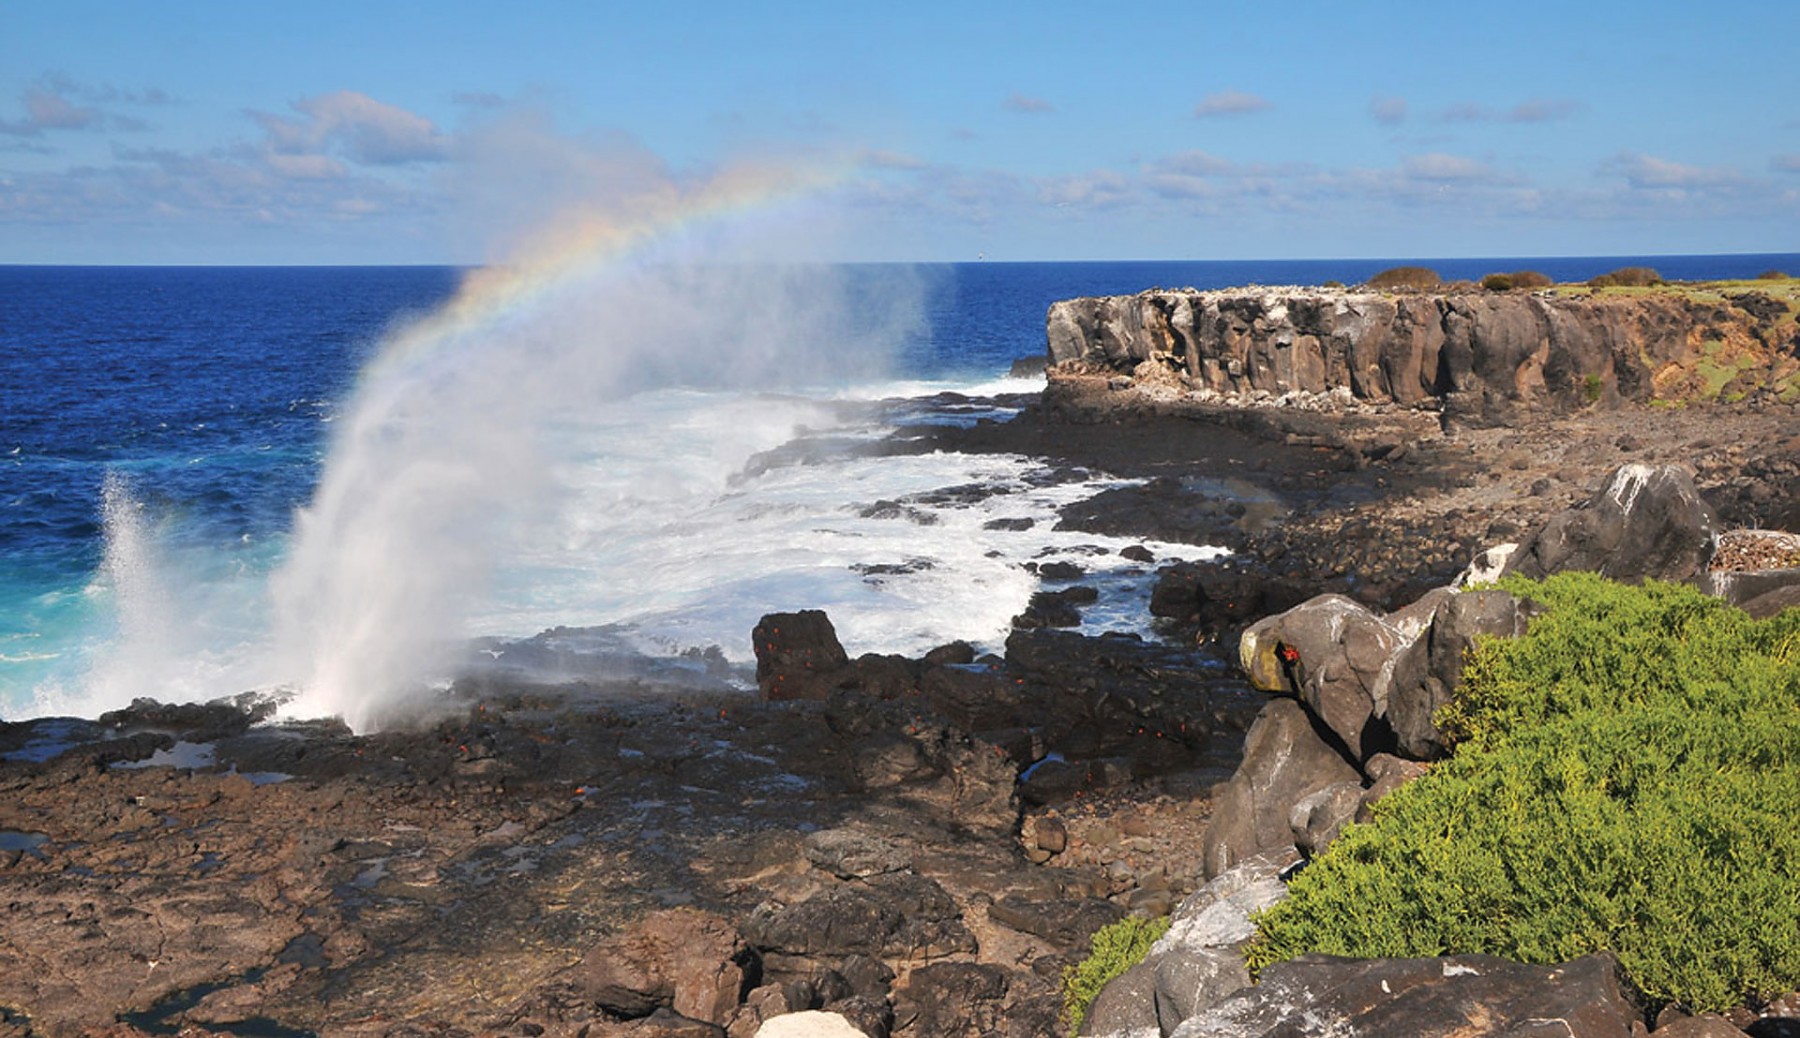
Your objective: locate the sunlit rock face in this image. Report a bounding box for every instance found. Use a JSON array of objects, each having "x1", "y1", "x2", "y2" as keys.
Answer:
[{"x1": 1047, "y1": 286, "x2": 1799, "y2": 423}]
